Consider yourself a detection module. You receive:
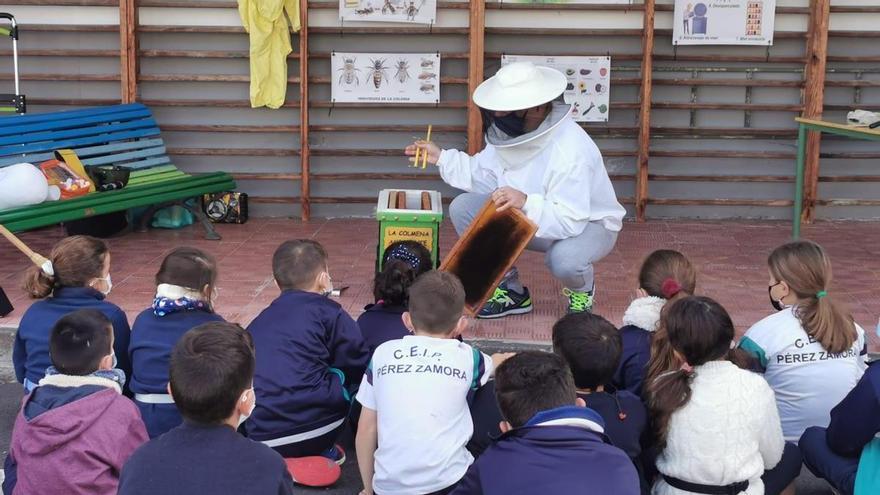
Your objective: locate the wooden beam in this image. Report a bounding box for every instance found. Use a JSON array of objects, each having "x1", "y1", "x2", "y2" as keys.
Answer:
[
  {"x1": 120, "y1": 0, "x2": 139, "y2": 103},
  {"x1": 299, "y1": 0, "x2": 311, "y2": 221},
  {"x1": 635, "y1": 0, "x2": 655, "y2": 222},
  {"x1": 467, "y1": 0, "x2": 485, "y2": 155},
  {"x1": 801, "y1": 0, "x2": 831, "y2": 223}
]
